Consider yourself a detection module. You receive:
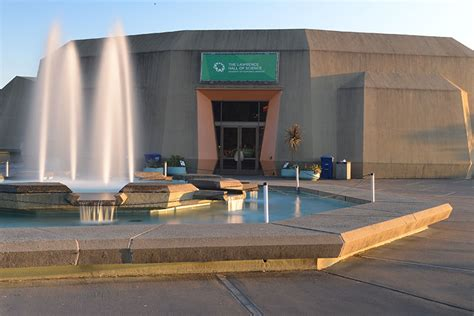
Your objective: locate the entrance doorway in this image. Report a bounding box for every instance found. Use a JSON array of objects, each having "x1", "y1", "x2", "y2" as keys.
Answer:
[{"x1": 213, "y1": 101, "x2": 267, "y2": 174}]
